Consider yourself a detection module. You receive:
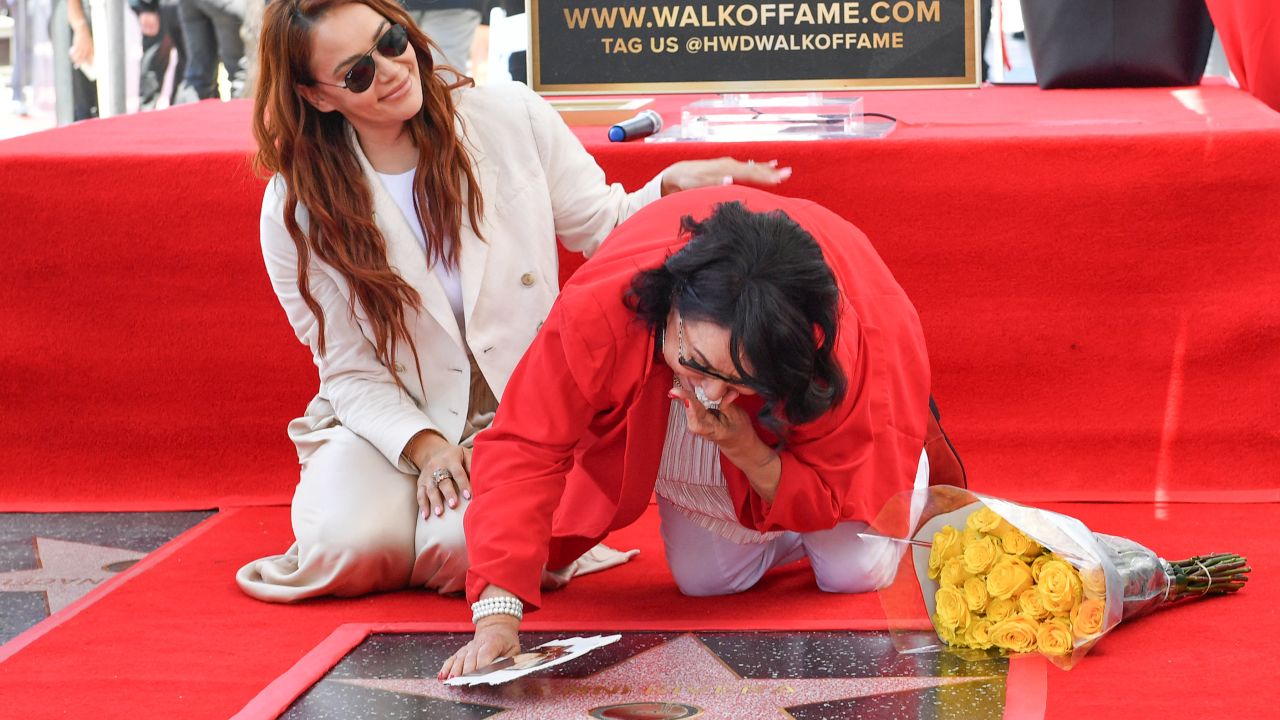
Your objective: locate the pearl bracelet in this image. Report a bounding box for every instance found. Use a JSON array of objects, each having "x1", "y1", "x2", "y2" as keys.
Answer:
[{"x1": 471, "y1": 596, "x2": 523, "y2": 624}]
